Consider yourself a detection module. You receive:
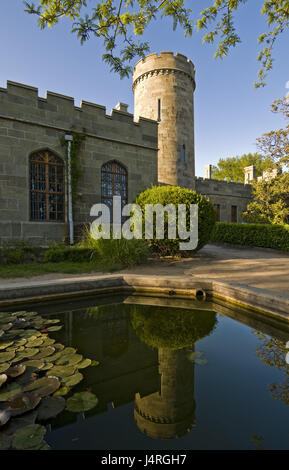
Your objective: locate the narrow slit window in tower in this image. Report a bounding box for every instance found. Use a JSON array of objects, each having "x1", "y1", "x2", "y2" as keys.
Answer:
[
  {"x1": 157, "y1": 99, "x2": 161, "y2": 122},
  {"x1": 181, "y1": 144, "x2": 186, "y2": 163}
]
